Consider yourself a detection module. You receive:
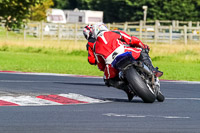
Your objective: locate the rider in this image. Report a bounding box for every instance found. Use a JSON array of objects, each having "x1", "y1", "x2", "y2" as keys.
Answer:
[
  {"x1": 92, "y1": 22, "x2": 163, "y2": 101},
  {"x1": 83, "y1": 25, "x2": 134, "y2": 100},
  {"x1": 83, "y1": 24, "x2": 135, "y2": 100},
  {"x1": 83, "y1": 25, "x2": 96, "y2": 65}
]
